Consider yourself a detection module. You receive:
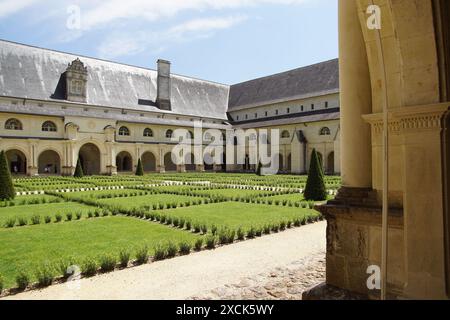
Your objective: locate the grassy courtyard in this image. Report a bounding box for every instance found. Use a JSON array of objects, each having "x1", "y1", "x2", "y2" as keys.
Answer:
[{"x1": 0, "y1": 173, "x2": 340, "y2": 293}]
